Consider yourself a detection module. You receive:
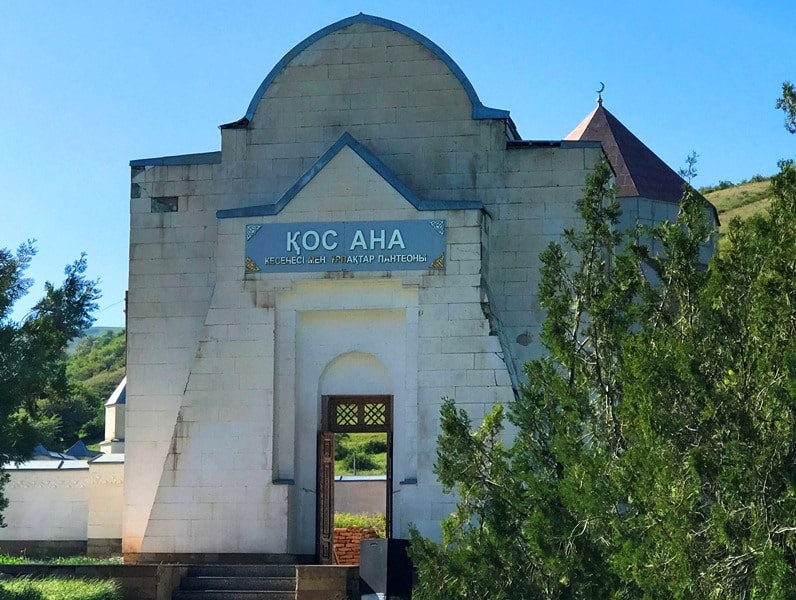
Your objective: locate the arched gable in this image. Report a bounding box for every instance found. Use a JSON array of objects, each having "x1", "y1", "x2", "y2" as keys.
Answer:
[{"x1": 223, "y1": 13, "x2": 509, "y2": 130}]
